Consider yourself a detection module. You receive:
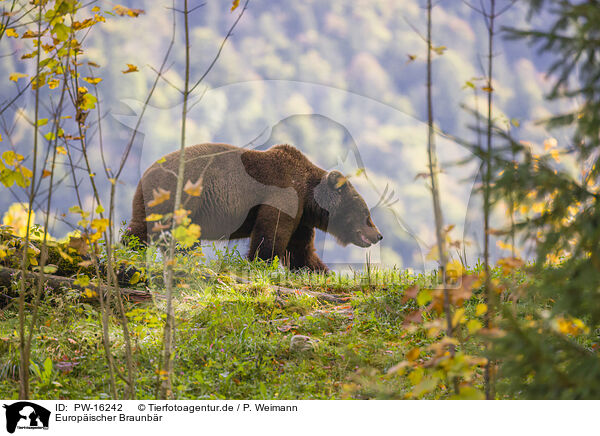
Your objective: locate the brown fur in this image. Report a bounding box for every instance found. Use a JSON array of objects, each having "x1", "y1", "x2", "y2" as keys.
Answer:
[{"x1": 127, "y1": 143, "x2": 382, "y2": 271}]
